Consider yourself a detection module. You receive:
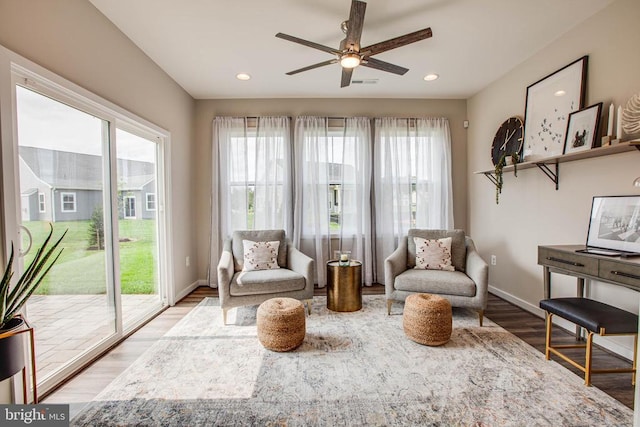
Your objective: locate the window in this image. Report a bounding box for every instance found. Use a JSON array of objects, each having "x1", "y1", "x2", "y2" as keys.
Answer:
[
  {"x1": 215, "y1": 116, "x2": 292, "y2": 236},
  {"x1": 124, "y1": 195, "x2": 136, "y2": 218},
  {"x1": 374, "y1": 117, "x2": 453, "y2": 282},
  {"x1": 294, "y1": 116, "x2": 372, "y2": 286},
  {"x1": 38, "y1": 193, "x2": 45, "y2": 213},
  {"x1": 60, "y1": 192, "x2": 76, "y2": 212},
  {"x1": 146, "y1": 193, "x2": 156, "y2": 211},
  {"x1": 298, "y1": 124, "x2": 366, "y2": 235}
]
